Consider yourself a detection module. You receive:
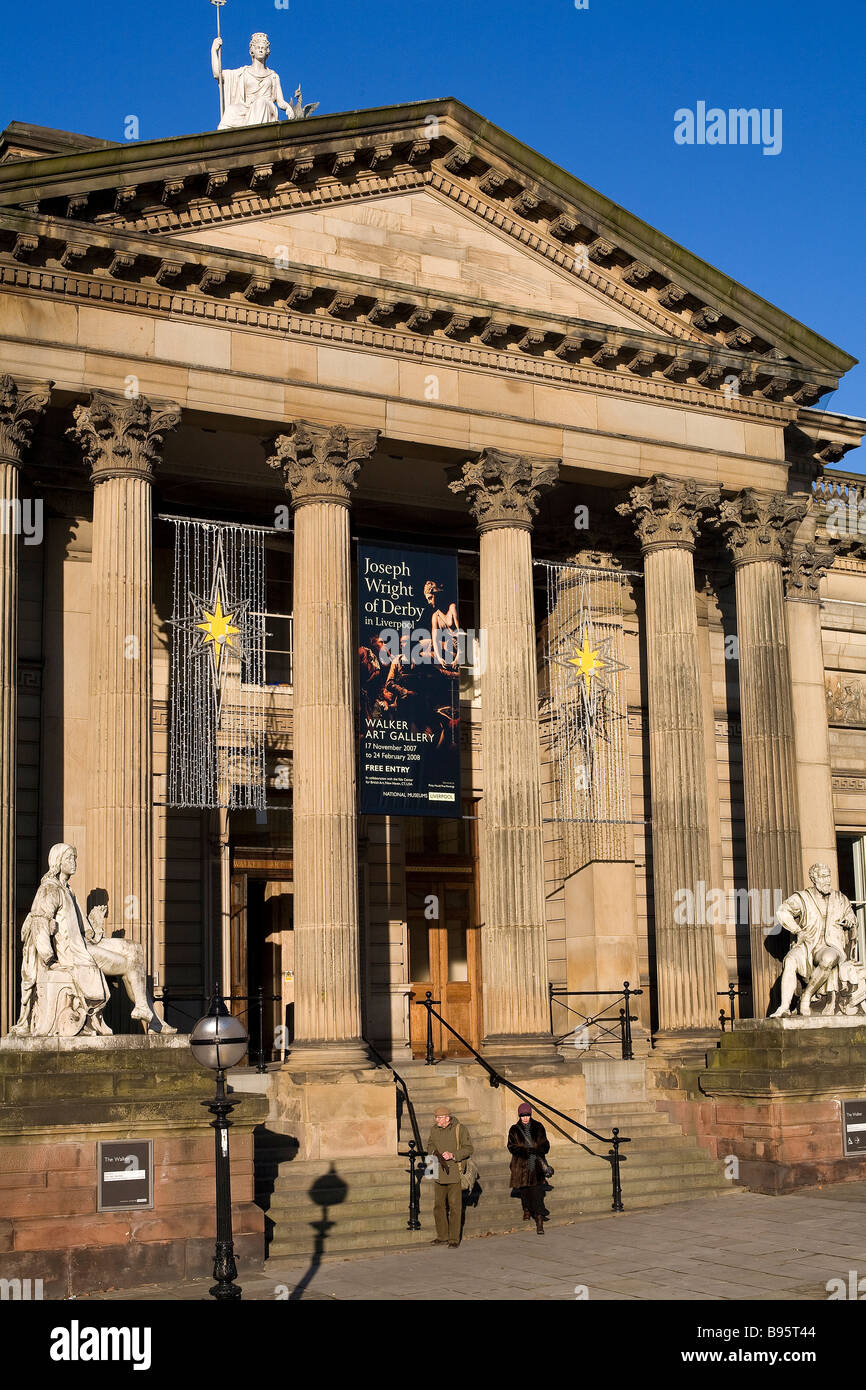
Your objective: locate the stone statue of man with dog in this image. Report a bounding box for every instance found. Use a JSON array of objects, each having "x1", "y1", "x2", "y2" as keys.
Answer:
[{"x1": 8, "y1": 843, "x2": 173, "y2": 1037}]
